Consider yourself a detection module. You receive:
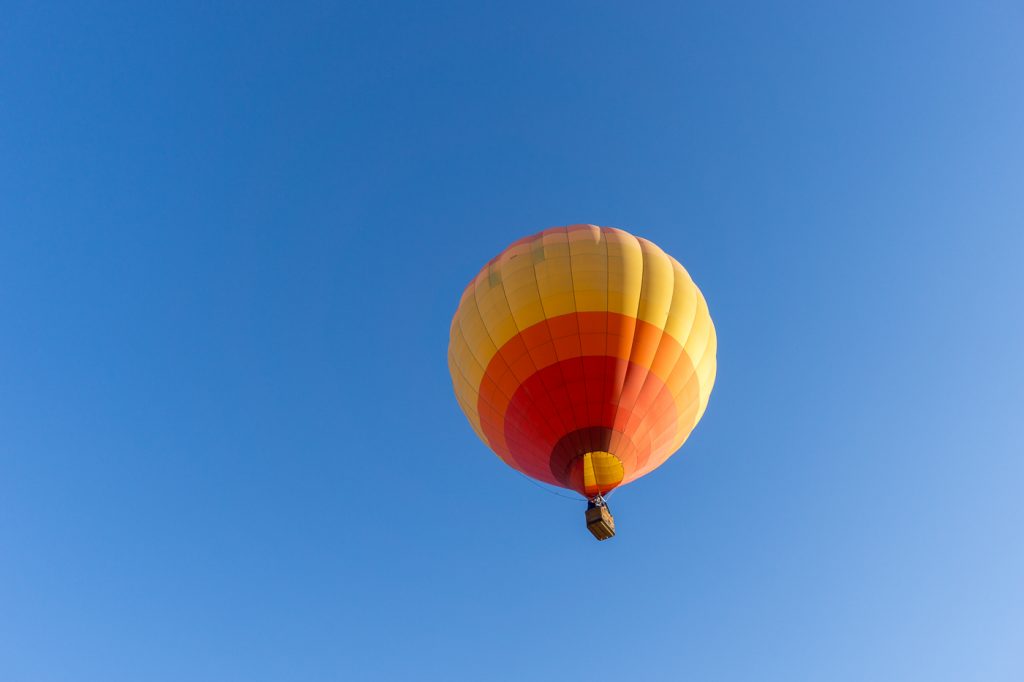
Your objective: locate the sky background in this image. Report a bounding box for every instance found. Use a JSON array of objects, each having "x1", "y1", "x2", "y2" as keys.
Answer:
[{"x1": 1, "y1": 2, "x2": 1022, "y2": 680}]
